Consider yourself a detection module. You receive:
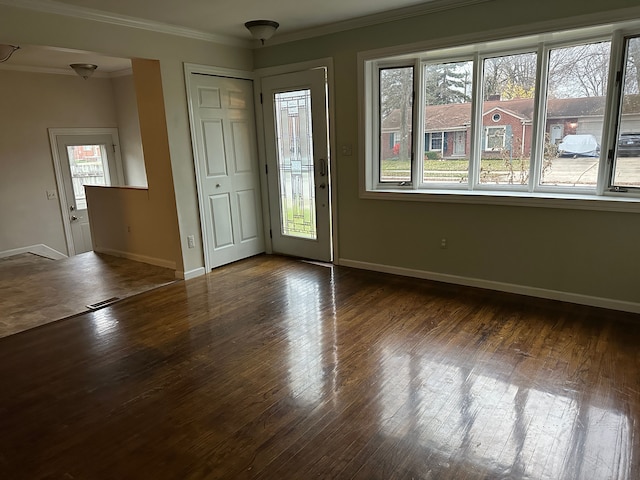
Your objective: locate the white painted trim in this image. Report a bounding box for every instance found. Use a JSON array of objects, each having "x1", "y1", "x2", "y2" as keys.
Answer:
[
  {"x1": 339, "y1": 258, "x2": 640, "y2": 314},
  {"x1": 0, "y1": 244, "x2": 67, "y2": 260},
  {"x1": 358, "y1": 188, "x2": 640, "y2": 213},
  {"x1": 94, "y1": 247, "x2": 176, "y2": 270},
  {"x1": 184, "y1": 63, "x2": 255, "y2": 80},
  {"x1": 254, "y1": 58, "x2": 334, "y2": 78},
  {"x1": 0, "y1": 0, "x2": 249, "y2": 48},
  {"x1": 48, "y1": 129, "x2": 74, "y2": 256},
  {"x1": 176, "y1": 267, "x2": 206, "y2": 280}
]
